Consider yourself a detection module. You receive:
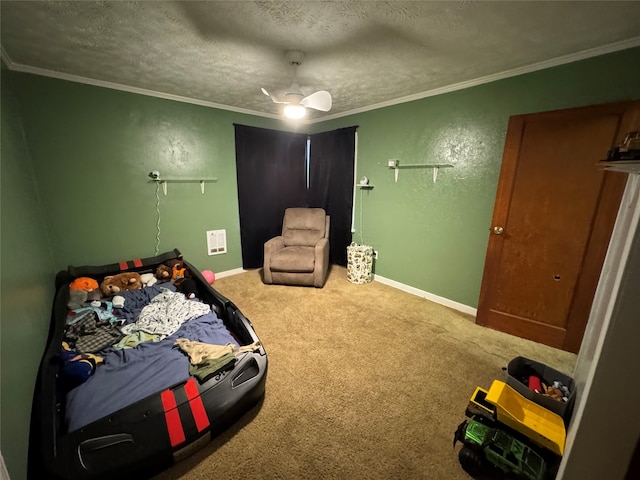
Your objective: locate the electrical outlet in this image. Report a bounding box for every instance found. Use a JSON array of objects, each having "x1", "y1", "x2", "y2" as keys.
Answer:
[
  {"x1": 374, "y1": 250, "x2": 379, "y2": 259},
  {"x1": 387, "y1": 159, "x2": 398, "y2": 168}
]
